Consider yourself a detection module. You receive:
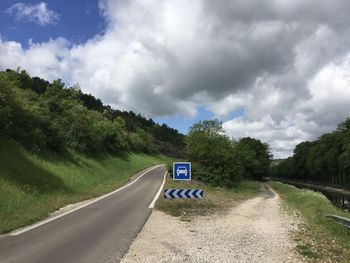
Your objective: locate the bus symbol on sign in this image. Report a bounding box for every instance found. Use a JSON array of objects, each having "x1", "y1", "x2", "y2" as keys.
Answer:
[{"x1": 173, "y1": 162, "x2": 191, "y2": 181}]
